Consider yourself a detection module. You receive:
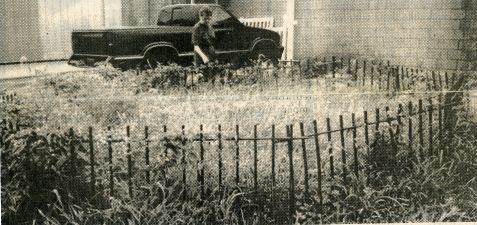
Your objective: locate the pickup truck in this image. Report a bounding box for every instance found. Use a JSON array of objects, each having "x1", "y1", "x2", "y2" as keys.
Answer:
[{"x1": 68, "y1": 4, "x2": 284, "y2": 69}]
